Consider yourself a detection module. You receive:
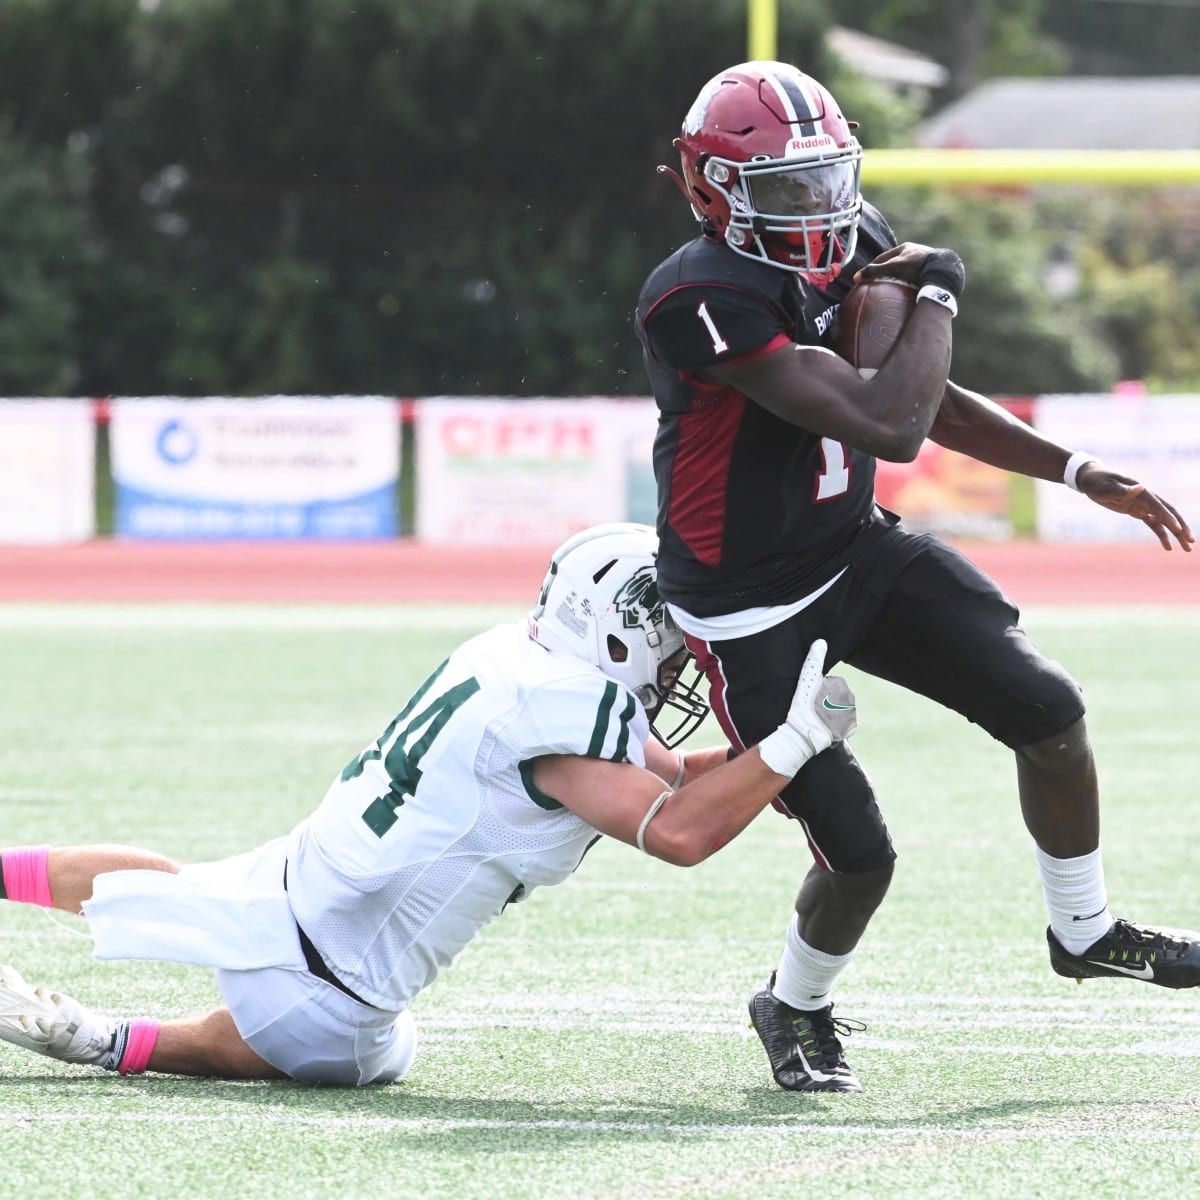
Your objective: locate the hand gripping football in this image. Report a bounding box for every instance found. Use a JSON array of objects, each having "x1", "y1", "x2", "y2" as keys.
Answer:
[{"x1": 835, "y1": 278, "x2": 916, "y2": 378}]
